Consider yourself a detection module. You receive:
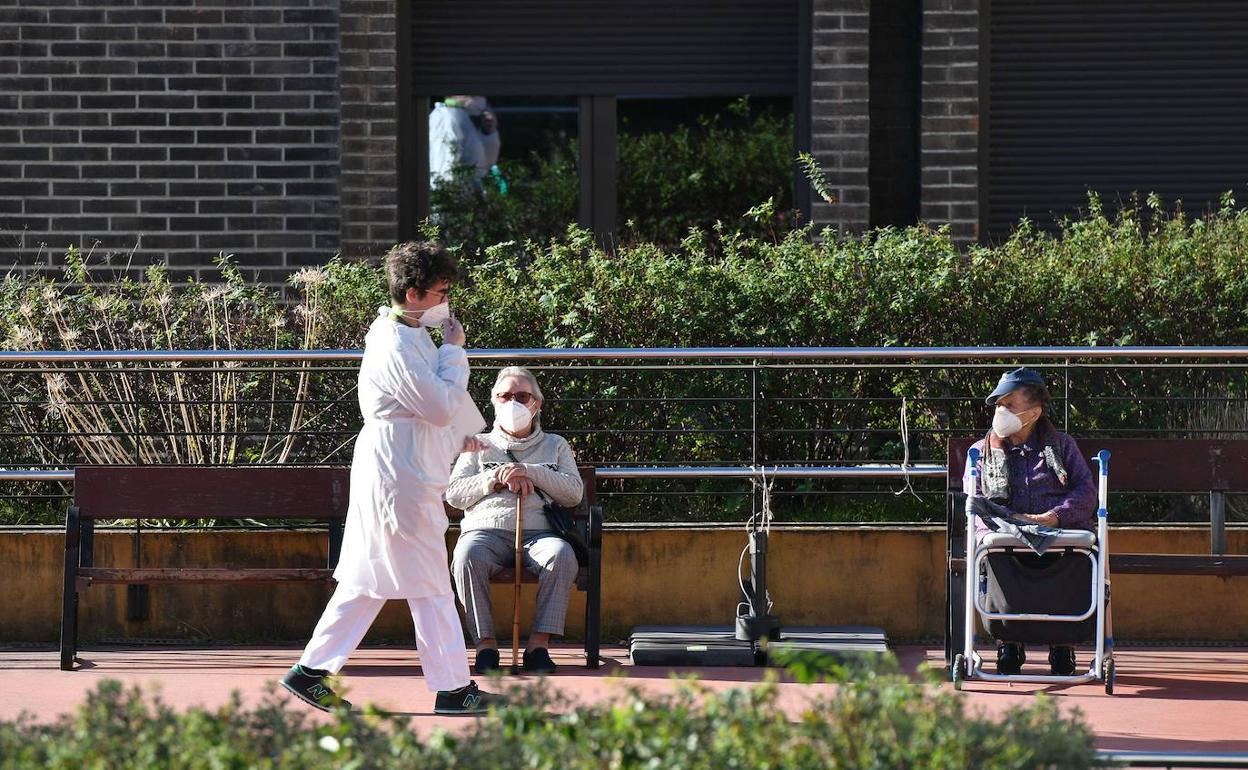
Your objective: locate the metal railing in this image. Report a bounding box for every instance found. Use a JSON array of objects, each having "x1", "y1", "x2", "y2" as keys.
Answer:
[
  {"x1": 1098, "y1": 751, "x2": 1248, "y2": 768},
  {"x1": 3, "y1": 346, "x2": 1248, "y2": 525}
]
